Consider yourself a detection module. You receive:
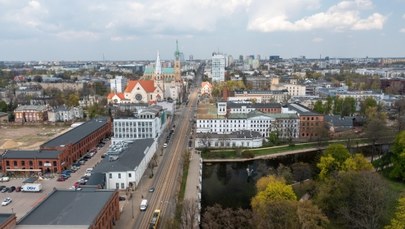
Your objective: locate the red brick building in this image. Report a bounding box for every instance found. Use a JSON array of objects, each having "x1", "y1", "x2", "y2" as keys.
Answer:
[
  {"x1": 14, "y1": 105, "x2": 49, "y2": 123},
  {"x1": 2, "y1": 118, "x2": 111, "y2": 175},
  {"x1": 0, "y1": 214, "x2": 17, "y2": 229},
  {"x1": 287, "y1": 103, "x2": 325, "y2": 139},
  {"x1": 17, "y1": 189, "x2": 119, "y2": 229}
]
